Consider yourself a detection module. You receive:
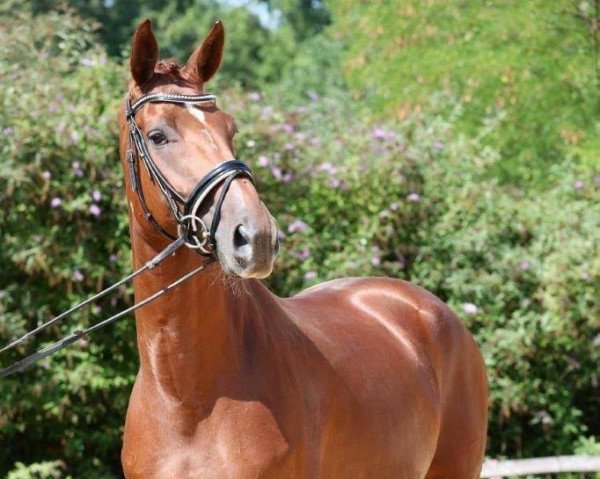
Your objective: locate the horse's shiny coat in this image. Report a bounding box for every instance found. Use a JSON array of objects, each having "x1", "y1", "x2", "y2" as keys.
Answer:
[{"x1": 119, "y1": 20, "x2": 488, "y2": 479}]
